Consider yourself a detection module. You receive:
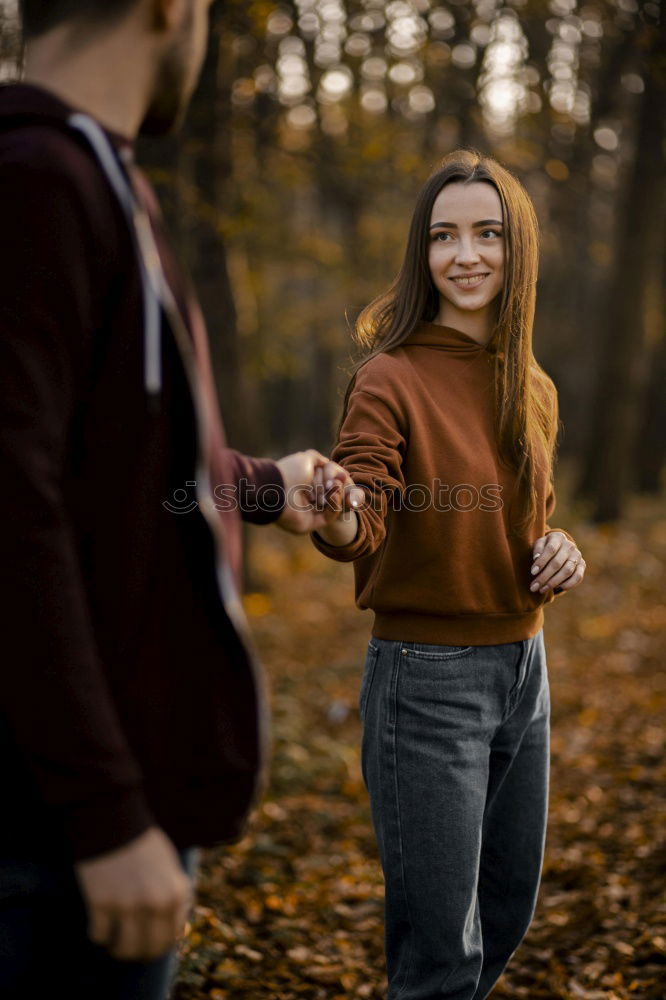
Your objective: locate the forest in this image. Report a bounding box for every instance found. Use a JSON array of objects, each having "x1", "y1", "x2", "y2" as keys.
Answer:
[
  {"x1": 0, "y1": 1, "x2": 664, "y2": 997},
  {"x1": 142, "y1": 0, "x2": 664, "y2": 526},
  {"x1": 2, "y1": 0, "x2": 663, "y2": 518}
]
